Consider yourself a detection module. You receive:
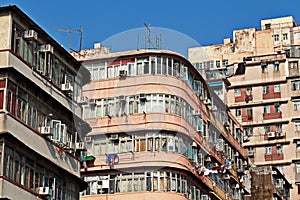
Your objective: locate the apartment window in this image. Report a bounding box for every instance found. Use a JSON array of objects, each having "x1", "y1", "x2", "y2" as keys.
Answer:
[
  {"x1": 143, "y1": 58, "x2": 150, "y2": 74},
  {"x1": 235, "y1": 108, "x2": 241, "y2": 117},
  {"x1": 261, "y1": 64, "x2": 268, "y2": 73},
  {"x1": 275, "y1": 103, "x2": 281, "y2": 112},
  {"x1": 289, "y1": 61, "x2": 298, "y2": 69},
  {"x1": 265, "y1": 146, "x2": 272, "y2": 155},
  {"x1": 276, "y1": 124, "x2": 282, "y2": 133},
  {"x1": 274, "y1": 34, "x2": 279, "y2": 41},
  {"x1": 244, "y1": 127, "x2": 253, "y2": 136},
  {"x1": 234, "y1": 89, "x2": 241, "y2": 97},
  {"x1": 277, "y1": 145, "x2": 283, "y2": 154},
  {"x1": 294, "y1": 101, "x2": 300, "y2": 111},
  {"x1": 263, "y1": 85, "x2": 269, "y2": 94},
  {"x1": 264, "y1": 125, "x2": 271, "y2": 134},
  {"x1": 274, "y1": 84, "x2": 280, "y2": 92},
  {"x1": 265, "y1": 23, "x2": 271, "y2": 30},
  {"x1": 297, "y1": 141, "x2": 300, "y2": 151},
  {"x1": 296, "y1": 163, "x2": 300, "y2": 173},
  {"x1": 127, "y1": 62, "x2": 135, "y2": 76},
  {"x1": 246, "y1": 107, "x2": 253, "y2": 116},
  {"x1": 209, "y1": 60, "x2": 214, "y2": 69},
  {"x1": 274, "y1": 62, "x2": 279, "y2": 71},
  {"x1": 295, "y1": 121, "x2": 300, "y2": 131},
  {"x1": 198, "y1": 63, "x2": 204, "y2": 70},
  {"x1": 264, "y1": 105, "x2": 270, "y2": 114},
  {"x1": 223, "y1": 59, "x2": 228, "y2": 67},
  {"x1": 283, "y1": 33, "x2": 288, "y2": 40},
  {"x1": 292, "y1": 80, "x2": 300, "y2": 91},
  {"x1": 296, "y1": 142, "x2": 300, "y2": 154},
  {"x1": 216, "y1": 60, "x2": 221, "y2": 68}
]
